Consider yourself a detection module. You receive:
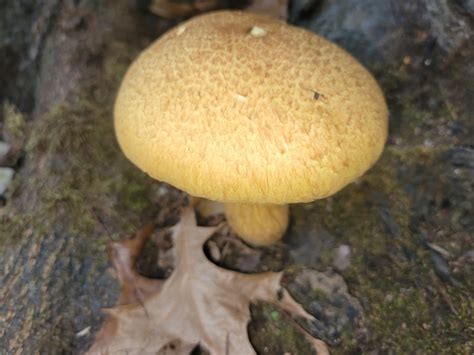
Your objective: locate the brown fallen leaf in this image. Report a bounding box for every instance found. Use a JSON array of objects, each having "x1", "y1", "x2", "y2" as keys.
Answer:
[
  {"x1": 245, "y1": 0, "x2": 288, "y2": 19},
  {"x1": 149, "y1": 0, "x2": 219, "y2": 18},
  {"x1": 88, "y1": 207, "x2": 329, "y2": 354},
  {"x1": 148, "y1": 0, "x2": 288, "y2": 20}
]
